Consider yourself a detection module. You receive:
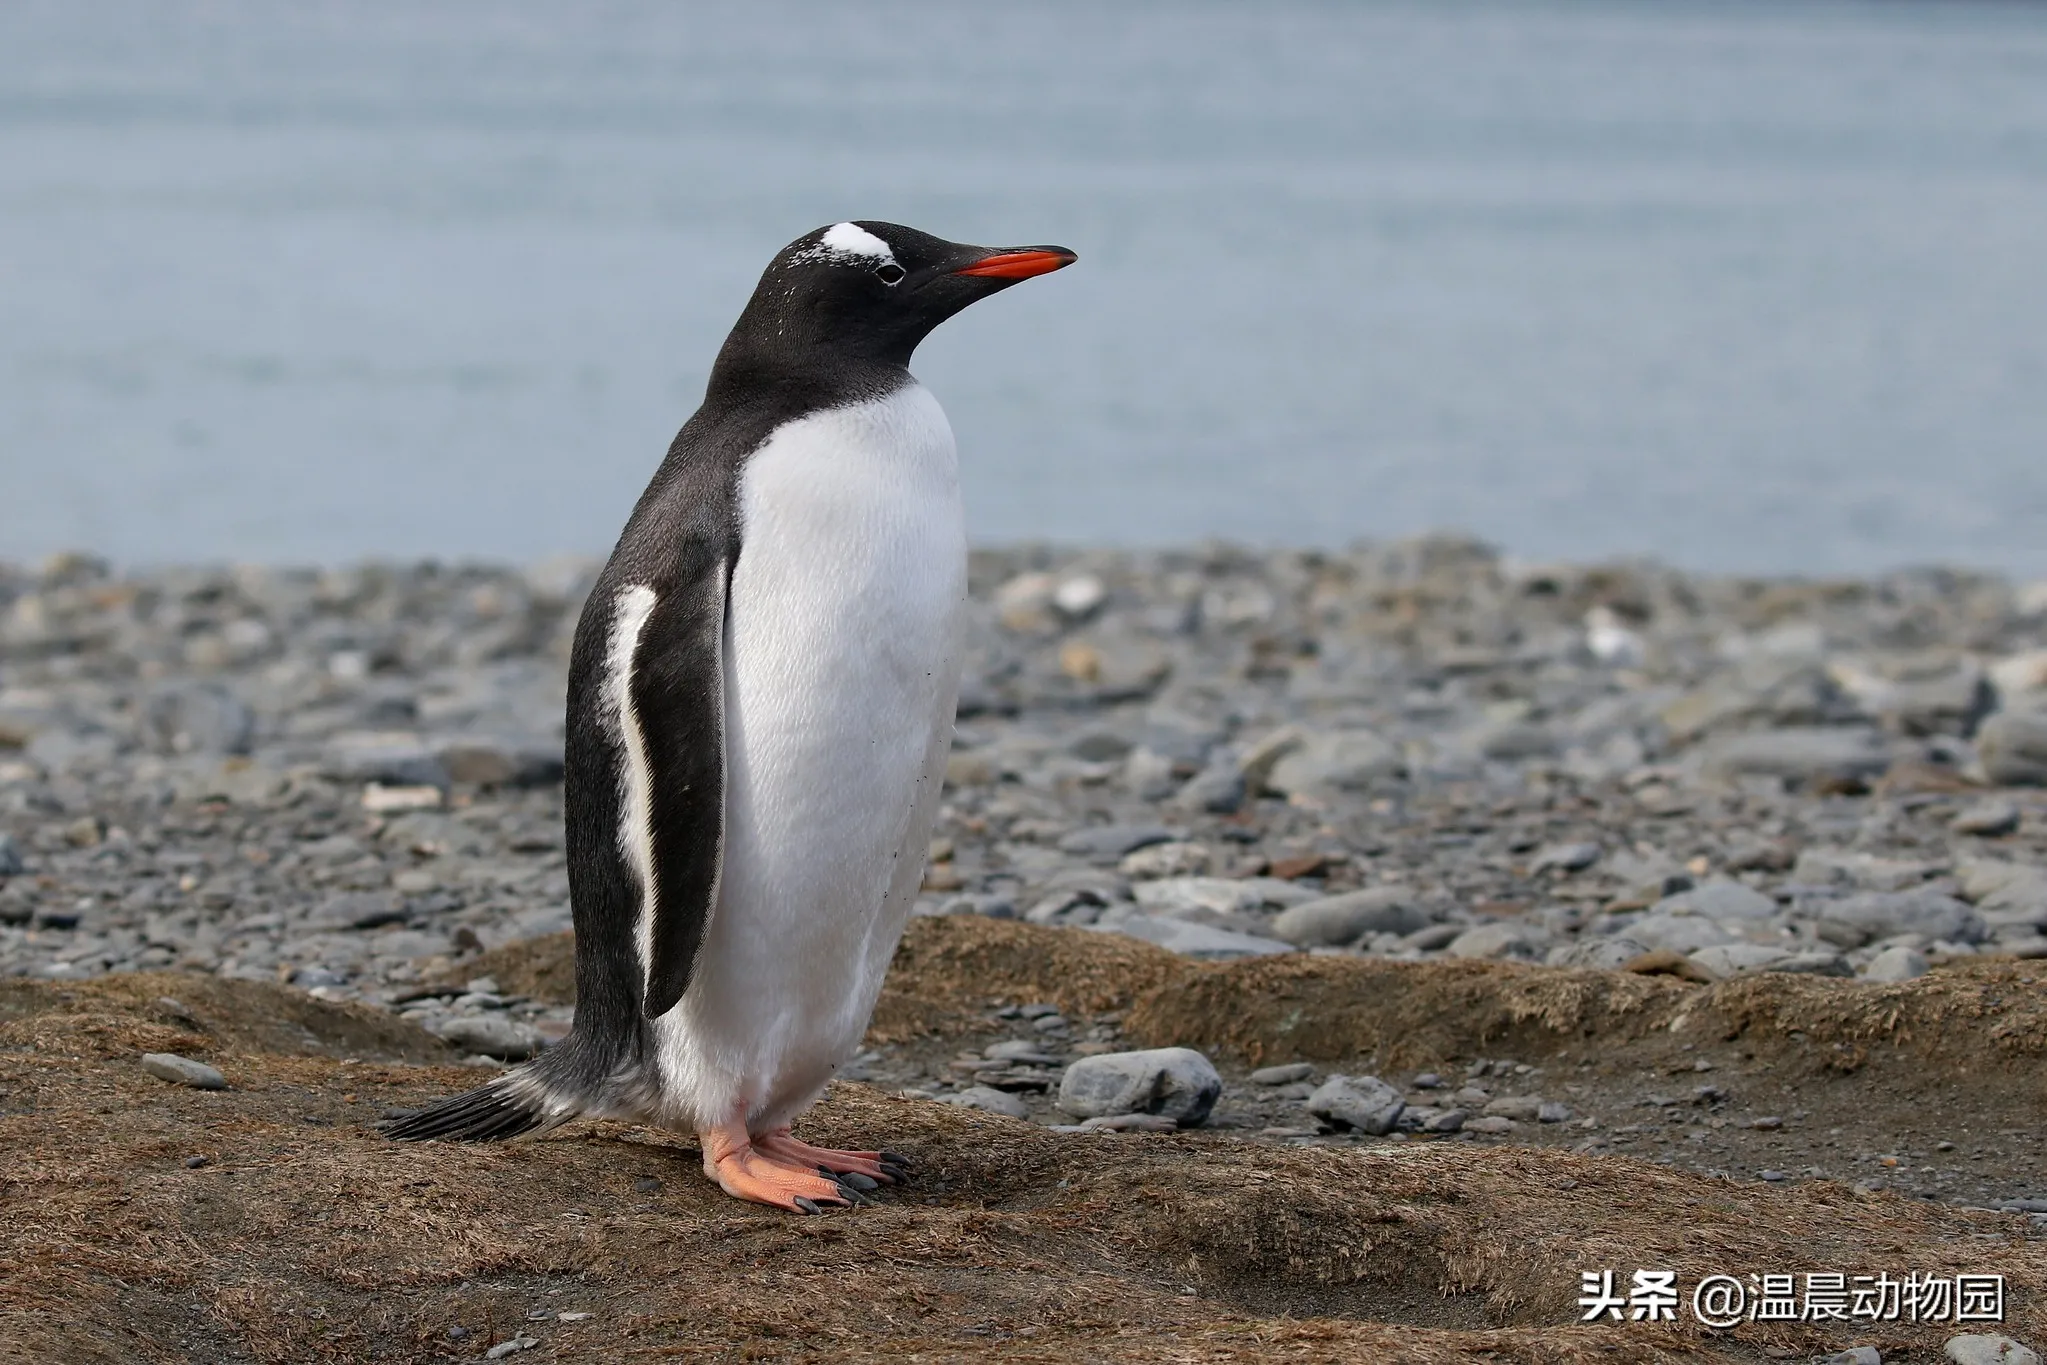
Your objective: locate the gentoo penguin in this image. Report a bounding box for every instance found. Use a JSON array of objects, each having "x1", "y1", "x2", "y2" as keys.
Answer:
[{"x1": 386, "y1": 222, "x2": 1075, "y2": 1212}]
